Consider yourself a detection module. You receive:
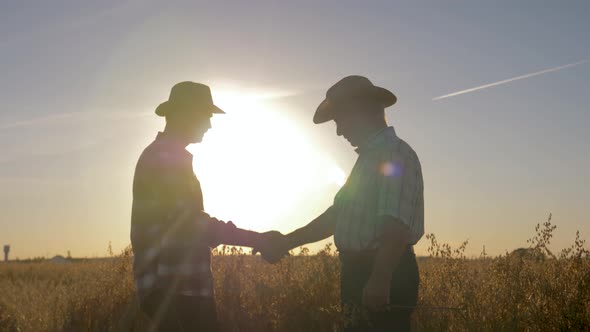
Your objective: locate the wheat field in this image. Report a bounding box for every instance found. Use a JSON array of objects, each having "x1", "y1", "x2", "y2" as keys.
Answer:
[{"x1": 1, "y1": 216, "x2": 589, "y2": 332}]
